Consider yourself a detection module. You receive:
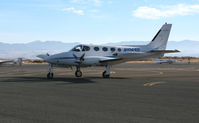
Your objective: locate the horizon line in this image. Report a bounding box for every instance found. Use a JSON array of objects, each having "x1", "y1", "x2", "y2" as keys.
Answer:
[{"x1": 0, "y1": 40, "x2": 199, "y2": 44}]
